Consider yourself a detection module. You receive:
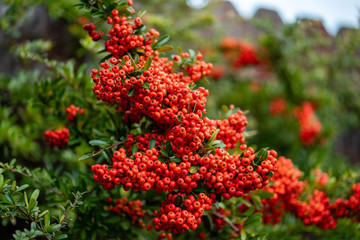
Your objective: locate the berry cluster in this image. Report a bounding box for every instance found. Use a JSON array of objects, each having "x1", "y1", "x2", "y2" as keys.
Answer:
[
  {"x1": 83, "y1": 23, "x2": 103, "y2": 41},
  {"x1": 331, "y1": 183, "x2": 360, "y2": 222},
  {"x1": 86, "y1": 1, "x2": 278, "y2": 234},
  {"x1": 294, "y1": 189, "x2": 336, "y2": 229},
  {"x1": 152, "y1": 192, "x2": 212, "y2": 233},
  {"x1": 244, "y1": 156, "x2": 360, "y2": 229},
  {"x1": 314, "y1": 169, "x2": 328, "y2": 186},
  {"x1": 91, "y1": 54, "x2": 212, "y2": 130},
  {"x1": 65, "y1": 104, "x2": 85, "y2": 121},
  {"x1": 293, "y1": 183, "x2": 360, "y2": 229},
  {"x1": 294, "y1": 101, "x2": 322, "y2": 145},
  {"x1": 220, "y1": 37, "x2": 260, "y2": 68},
  {"x1": 91, "y1": 145, "x2": 277, "y2": 198},
  {"x1": 43, "y1": 128, "x2": 70, "y2": 149},
  {"x1": 210, "y1": 65, "x2": 225, "y2": 81},
  {"x1": 269, "y1": 97, "x2": 287, "y2": 116},
  {"x1": 107, "y1": 196, "x2": 146, "y2": 228},
  {"x1": 103, "y1": 9, "x2": 156, "y2": 59},
  {"x1": 259, "y1": 156, "x2": 305, "y2": 224},
  {"x1": 214, "y1": 109, "x2": 247, "y2": 149}
]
